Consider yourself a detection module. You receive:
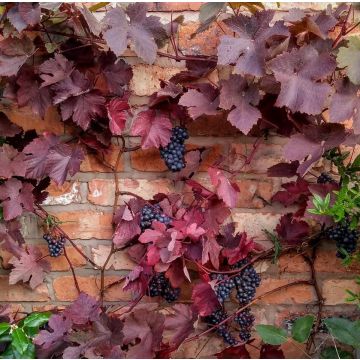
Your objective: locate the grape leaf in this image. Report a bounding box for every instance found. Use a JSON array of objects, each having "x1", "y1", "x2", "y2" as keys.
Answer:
[
  {"x1": 0, "y1": 112, "x2": 22, "y2": 137},
  {"x1": 219, "y1": 74, "x2": 262, "y2": 134},
  {"x1": 267, "y1": 161, "x2": 300, "y2": 178},
  {"x1": 7, "y1": 3, "x2": 40, "y2": 32},
  {"x1": 0, "y1": 178, "x2": 34, "y2": 220},
  {"x1": 179, "y1": 85, "x2": 219, "y2": 120},
  {"x1": 131, "y1": 109, "x2": 172, "y2": 149},
  {"x1": 337, "y1": 37, "x2": 360, "y2": 85},
  {"x1": 330, "y1": 78, "x2": 360, "y2": 134},
  {"x1": 208, "y1": 167, "x2": 239, "y2": 208},
  {"x1": 0, "y1": 144, "x2": 27, "y2": 178},
  {"x1": 123, "y1": 309, "x2": 165, "y2": 358},
  {"x1": 9, "y1": 246, "x2": 50, "y2": 289},
  {"x1": 260, "y1": 344, "x2": 285, "y2": 359},
  {"x1": 16, "y1": 67, "x2": 52, "y2": 118},
  {"x1": 80, "y1": 4, "x2": 102, "y2": 36},
  {"x1": 218, "y1": 10, "x2": 289, "y2": 76},
  {"x1": 191, "y1": 281, "x2": 220, "y2": 316},
  {"x1": 276, "y1": 213, "x2": 310, "y2": 245},
  {"x1": 216, "y1": 345, "x2": 251, "y2": 359},
  {"x1": 64, "y1": 293, "x2": 100, "y2": 325},
  {"x1": 222, "y1": 232, "x2": 255, "y2": 265},
  {"x1": 102, "y1": 4, "x2": 165, "y2": 64},
  {"x1": 107, "y1": 97, "x2": 130, "y2": 135},
  {"x1": 39, "y1": 53, "x2": 74, "y2": 88},
  {"x1": 164, "y1": 304, "x2": 197, "y2": 347},
  {"x1": 0, "y1": 37, "x2": 35, "y2": 76},
  {"x1": 0, "y1": 220, "x2": 24, "y2": 258},
  {"x1": 113, "y1": 212, "x2": 141, "y2": 247},
  {"x1": 269, "y1": 45, "x2": 336, "y2": 114}
]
